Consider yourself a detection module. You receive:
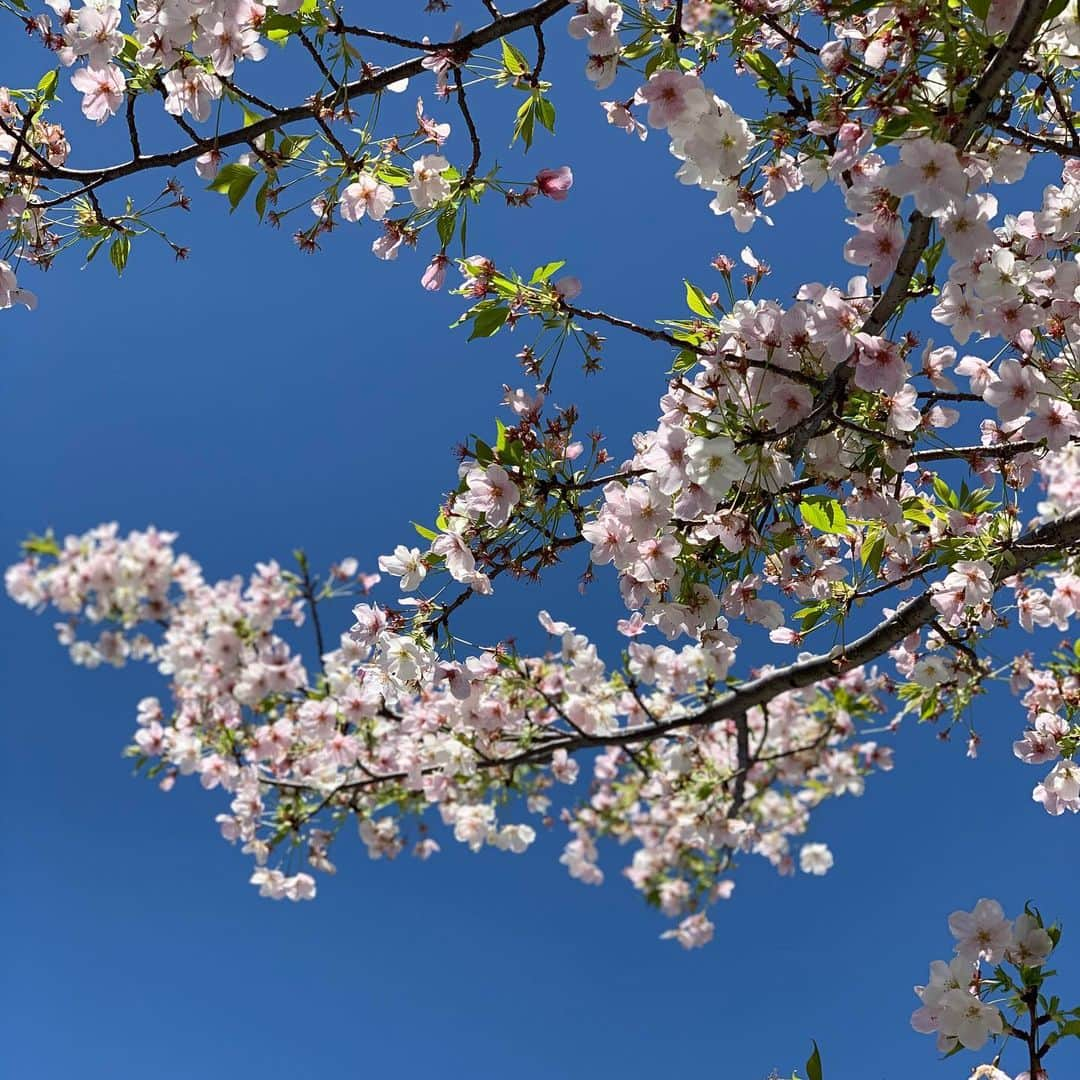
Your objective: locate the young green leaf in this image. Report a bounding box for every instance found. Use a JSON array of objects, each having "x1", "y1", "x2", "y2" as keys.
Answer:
[
  {"x1": 535, "y1": 96, "x2": 556, "y2": 134},
  {"x1": 799, "y1": 496, "x2": 848, "y2": 535},
  {"x1": 109, "y1": 233, "x2": 130, "y2": 275},
  {"x1": 36, "y1": 69, "x2": 59, "y2": 101},
  {"x1": 468, "y1": 305, "x2": 510, "y2": 340},
  {"x1": 684, "y1": 281, "x2": 714, "y2": 319},
  {"x1": 513, "y1": 97, "x2": 536, "y2": 149},
  {"x1": 501, "y1": 37, "x2": 530, "y2": 77},
  {"x1": 207, "y1": 163, "x2": 259, "y2": 211},
  {"x1": 530, "y1": 260, "x2": 566, "y2": 283}
]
